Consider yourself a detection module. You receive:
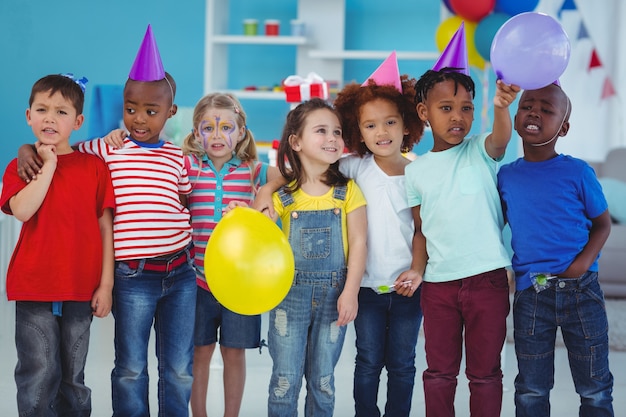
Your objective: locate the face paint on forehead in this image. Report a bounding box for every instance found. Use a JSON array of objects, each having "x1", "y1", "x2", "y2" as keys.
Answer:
[{"x1": 198, "y1": 115, "x2": 238, "y2": 149}]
